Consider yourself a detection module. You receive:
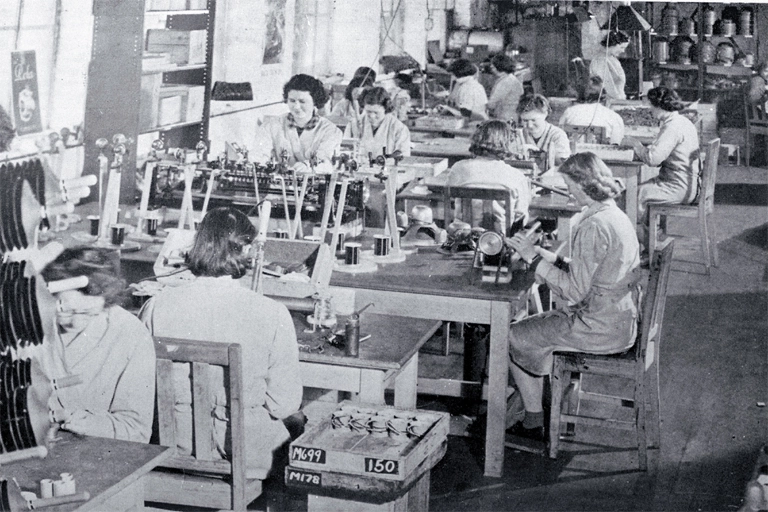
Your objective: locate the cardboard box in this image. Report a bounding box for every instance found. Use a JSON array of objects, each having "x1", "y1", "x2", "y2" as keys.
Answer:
[
  {"x1": 139, "y1": 73, "x2": 162, "y2": 131},
  {"x1": 146, "y1": 29, "x2": 207, "y2": 65},
  {"x1": 158, "y1": 86, "x2": 189, "y2": 126},
  {"x1": 186, "y1": 85, "x2": 205, "y2": 123}
]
